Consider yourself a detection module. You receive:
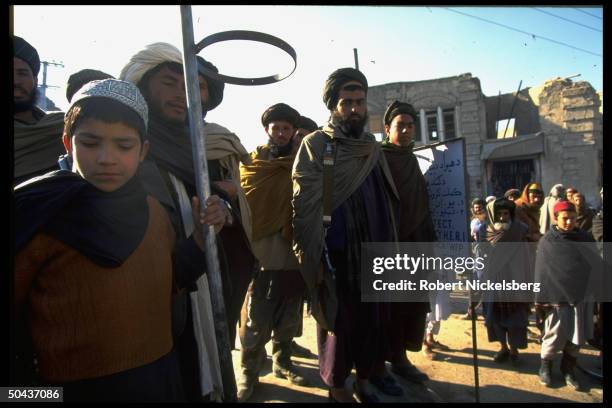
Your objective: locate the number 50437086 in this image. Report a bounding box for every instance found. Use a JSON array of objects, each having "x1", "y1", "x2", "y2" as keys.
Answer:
[{"x1": 2, "y1": 387, "x2": 62, "y2": 402}]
